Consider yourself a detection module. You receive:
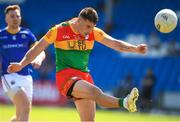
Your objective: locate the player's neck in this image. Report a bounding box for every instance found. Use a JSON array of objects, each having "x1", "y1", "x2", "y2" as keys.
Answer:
[
  {"x1": 6, "y1": 26, "x2": 20, "y2": 34},
  {"x1": 70, "y1": 19, "x2": 80, "y2": 34}
]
